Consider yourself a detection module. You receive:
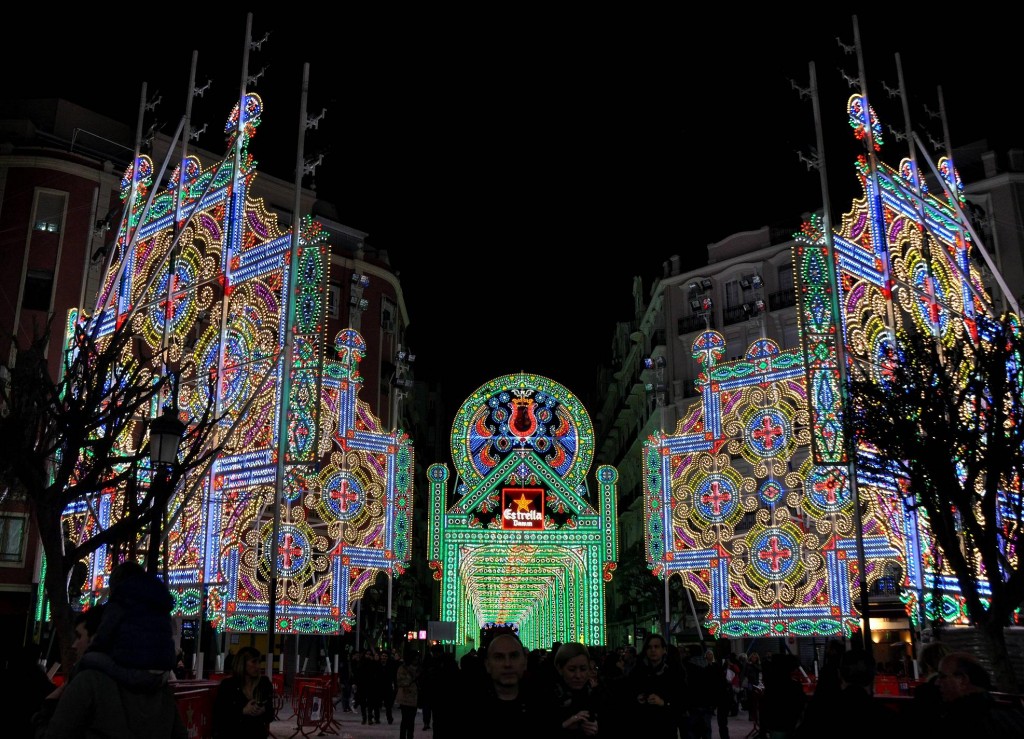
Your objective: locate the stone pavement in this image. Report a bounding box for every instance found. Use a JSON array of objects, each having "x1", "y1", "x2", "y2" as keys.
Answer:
[{"x1": 268, "y1": 703, "x2": 759, "y2": 738}]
